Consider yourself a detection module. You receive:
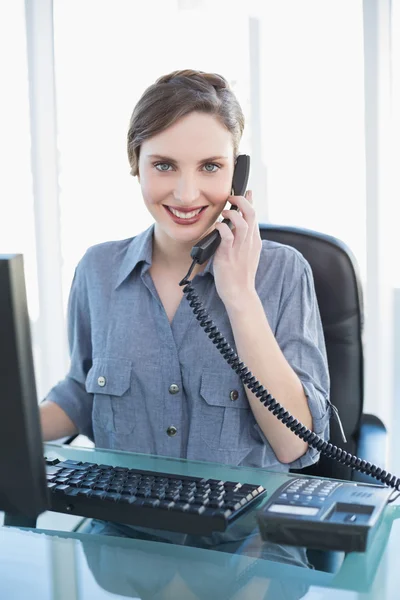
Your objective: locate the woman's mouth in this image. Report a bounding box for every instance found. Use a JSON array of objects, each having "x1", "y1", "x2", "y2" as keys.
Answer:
[{"x1": 163, "y1": 205, "x2": 207, "y2": 225}]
